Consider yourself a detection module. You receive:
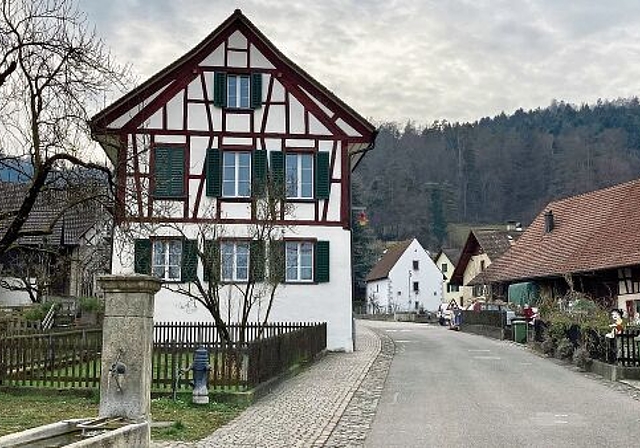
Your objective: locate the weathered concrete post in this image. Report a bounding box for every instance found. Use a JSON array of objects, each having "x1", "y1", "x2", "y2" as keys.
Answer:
[{"x1": 97, "y1": 275, "x2": 161, "y2": 422}]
